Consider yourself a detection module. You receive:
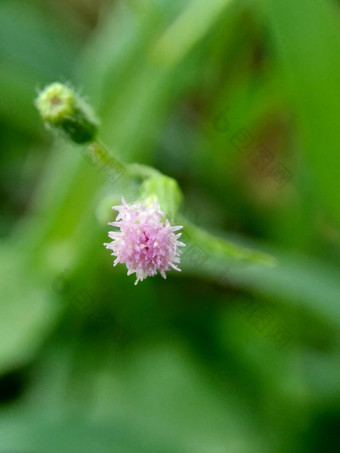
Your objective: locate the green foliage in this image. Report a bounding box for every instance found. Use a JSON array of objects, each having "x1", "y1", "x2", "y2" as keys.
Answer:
[{"x1": 0, "y1": 0, "x2": 340, "y2": 451}]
